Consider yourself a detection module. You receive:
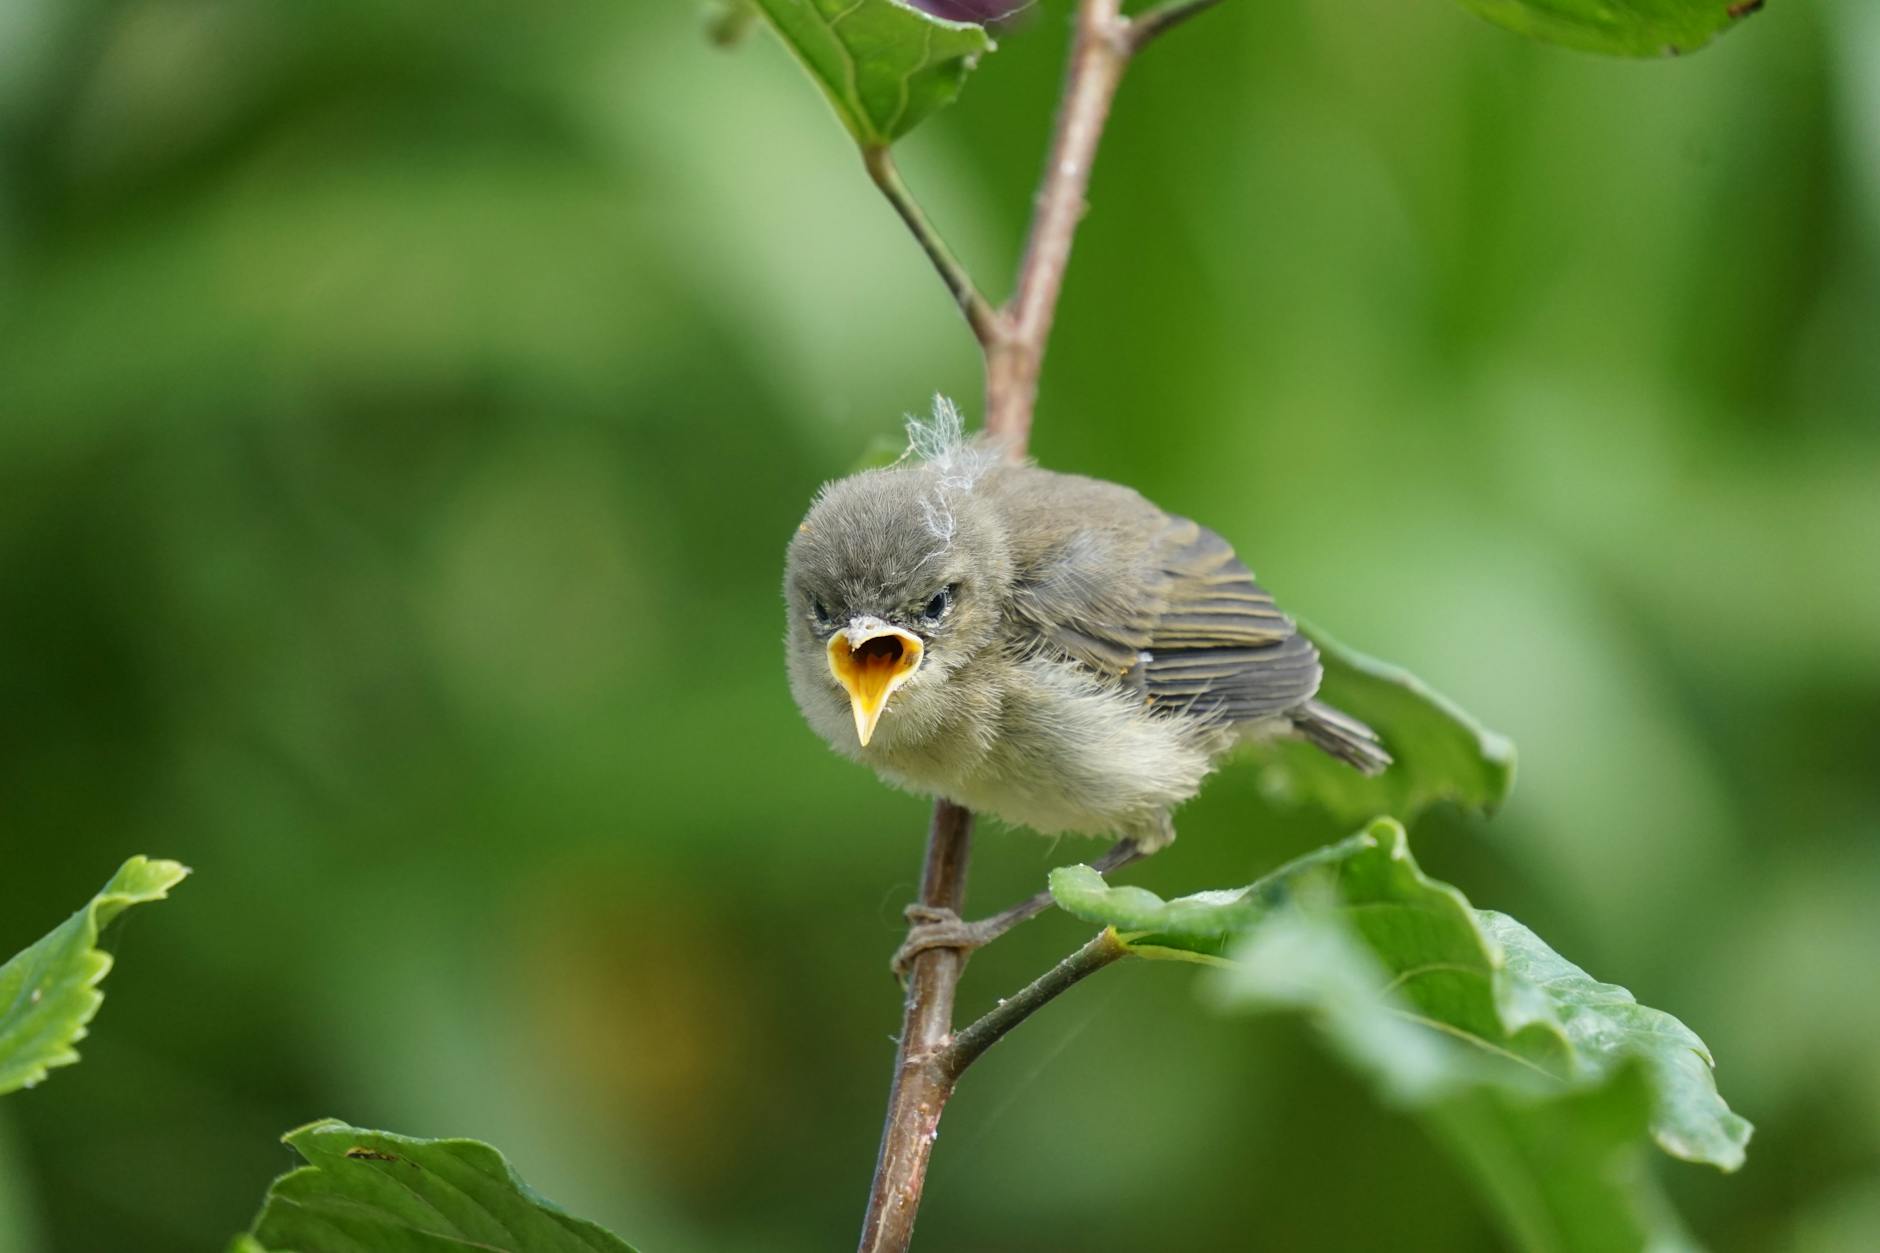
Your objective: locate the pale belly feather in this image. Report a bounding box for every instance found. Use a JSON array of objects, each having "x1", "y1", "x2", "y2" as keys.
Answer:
[{"x1": 869, "y1": 658, "x2": 1232, "y2": 848}]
